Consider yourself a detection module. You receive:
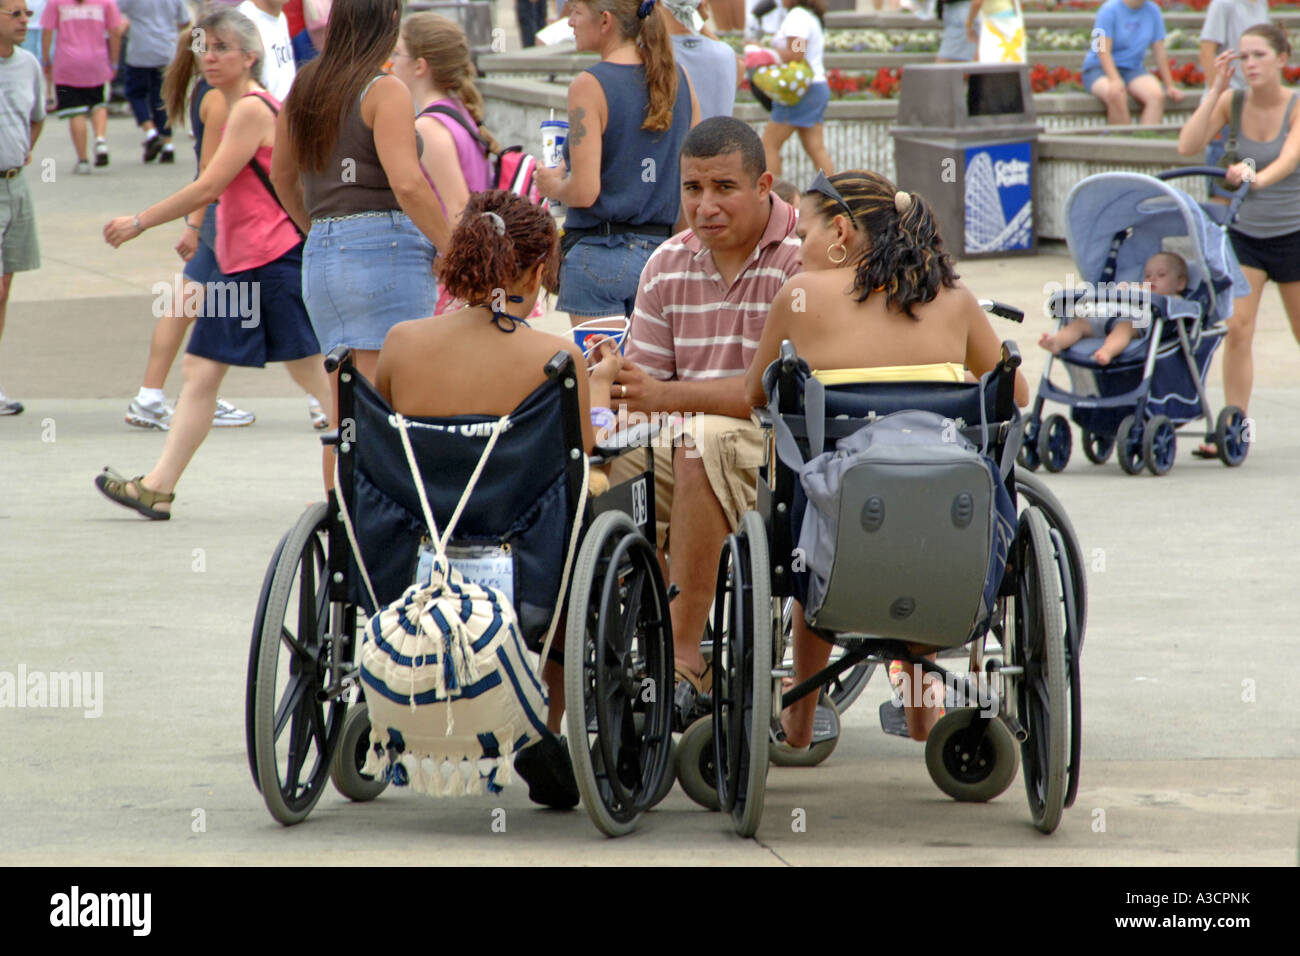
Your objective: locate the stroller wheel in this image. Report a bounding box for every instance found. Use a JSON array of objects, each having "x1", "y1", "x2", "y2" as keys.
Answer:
[
  {"x1": 1116, "y1": 415, "x2": 1145, "y2": 475},
  {"x1": 1017, "y1": 419, "x2": 1042, "y2": 472},
  {"x1": 1215, "y1": 406, "x2": 1250, "y2": 466},
  {"x1": 1037, "y1": 415, "x2": 1072, "y2": 473},
  {"x1": 1142, "y1": 415, "x2": 1176, "y2": 476},
  {"x1": 1081, "y1": 430, "x2": 1114, "y2": 465}
]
